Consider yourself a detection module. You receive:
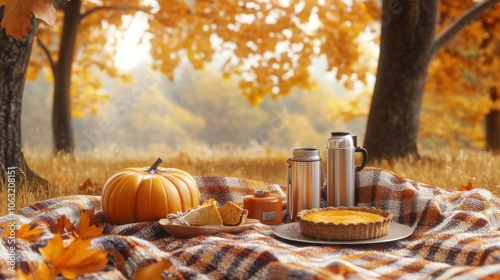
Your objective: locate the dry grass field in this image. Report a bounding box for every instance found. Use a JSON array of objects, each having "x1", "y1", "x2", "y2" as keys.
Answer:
[{"x1": 1, "y1": 145, "x2": 499, "y2": 216}]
